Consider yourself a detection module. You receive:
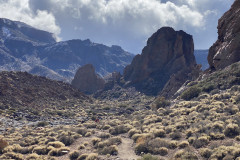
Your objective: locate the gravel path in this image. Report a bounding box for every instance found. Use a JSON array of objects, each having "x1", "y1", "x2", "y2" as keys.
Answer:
[{"x1": 117, "y1": 137, "x2": 140, "y2": 160}]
